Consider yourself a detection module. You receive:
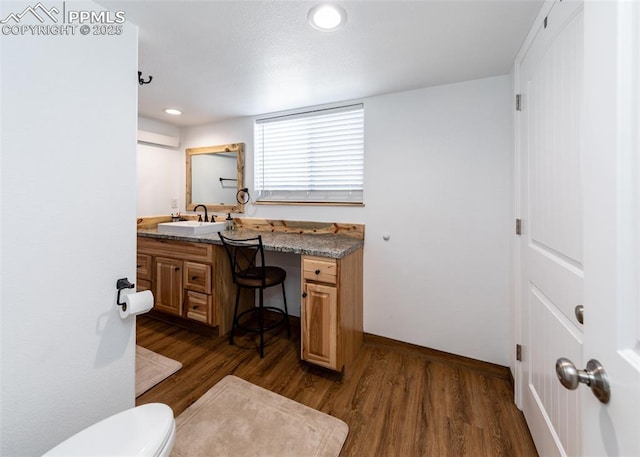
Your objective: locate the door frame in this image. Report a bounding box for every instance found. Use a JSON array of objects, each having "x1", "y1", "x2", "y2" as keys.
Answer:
[{"x1": 513, "y1": 0, "x2": 559, "y2": 411}]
